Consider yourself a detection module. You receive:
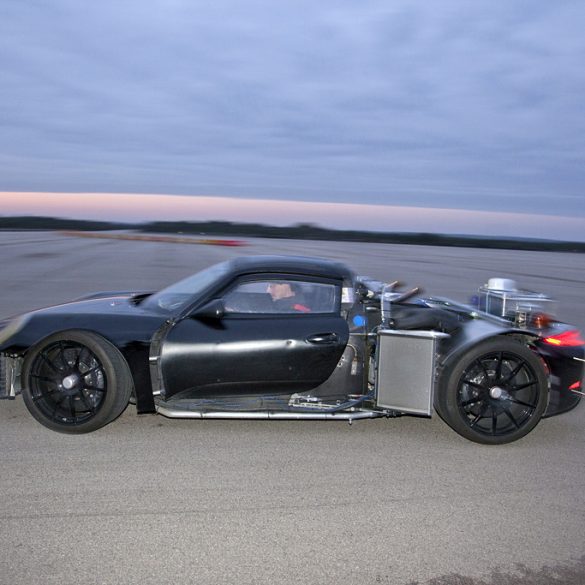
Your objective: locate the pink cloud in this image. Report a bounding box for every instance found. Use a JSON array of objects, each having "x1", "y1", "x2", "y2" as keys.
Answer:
[{"x1": 1, "y1": 191, "x2": 584, "y2": 241}]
